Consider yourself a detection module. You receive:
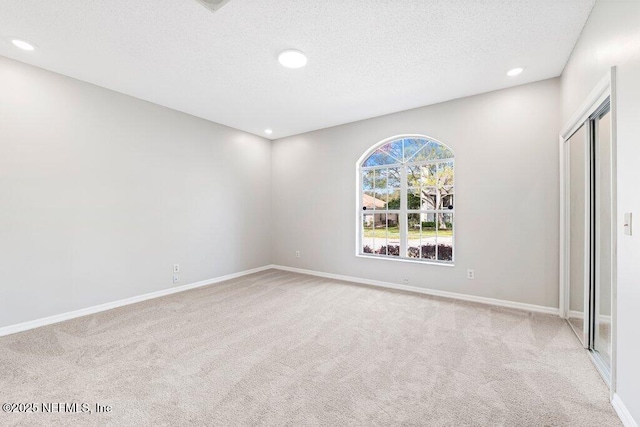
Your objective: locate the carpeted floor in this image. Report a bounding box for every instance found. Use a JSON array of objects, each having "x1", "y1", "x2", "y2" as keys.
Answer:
[{"x1": 0, "y1": 269, "x2": 620, "y2": 426}]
